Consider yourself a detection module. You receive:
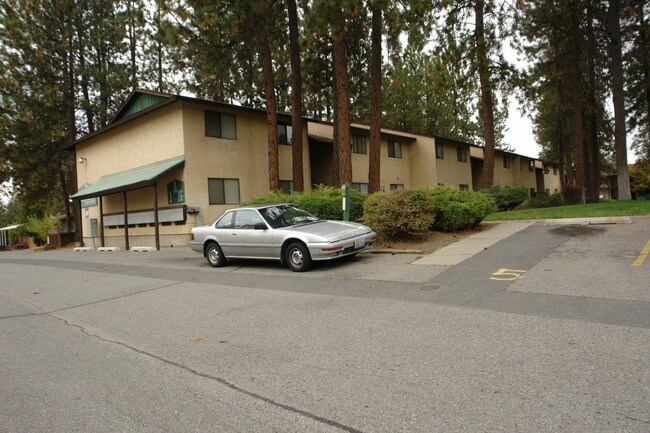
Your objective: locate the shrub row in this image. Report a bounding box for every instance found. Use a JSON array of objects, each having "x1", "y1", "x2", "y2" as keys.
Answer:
[
  {"x1": 363, "y1": 186, "x2": 497, "y2": 239},
  {"x1": 482, "y1": 185, "x2": 529, "y2": 211},
  {"x1": 244, "y1": 185, "x2": 366, "y2": 221},
  {"x1": 246, "y1": 185, "x2": 497, "y2": 240}
]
